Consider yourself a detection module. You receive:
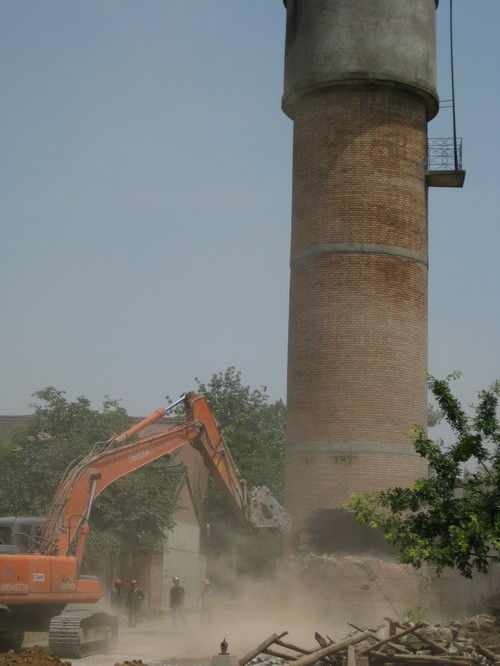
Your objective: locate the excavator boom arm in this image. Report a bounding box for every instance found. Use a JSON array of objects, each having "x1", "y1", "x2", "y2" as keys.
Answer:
[
  {"x1": 39, "y1": 393, "x2": 290, "y2": 564},
  {"x1": 40, "y1": 419, "x2": 203, "y2": 559},
  {"x1": 186, "y1": 395, "x2": 291, "y2": 533}
]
